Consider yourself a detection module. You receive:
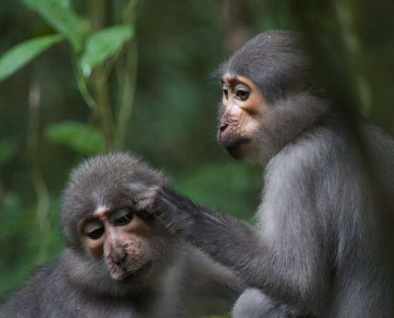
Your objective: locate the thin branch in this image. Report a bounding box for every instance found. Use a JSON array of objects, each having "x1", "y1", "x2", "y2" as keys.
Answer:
[
  {"x1": 27, "y1": 80, "x2": 51, "y2": 265},
  {"x1": 89, "y1": 0, "x2": 116, "y2": 149},
  {"x1": 115, "y1": 0, "x2": 139, "y2": 149},
  {"x1": 73, "y1": 56, "x2": 98, "y2": 110},
  {"x1": 116, "y1": 42, "x2": 138, "y2": 149}
]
